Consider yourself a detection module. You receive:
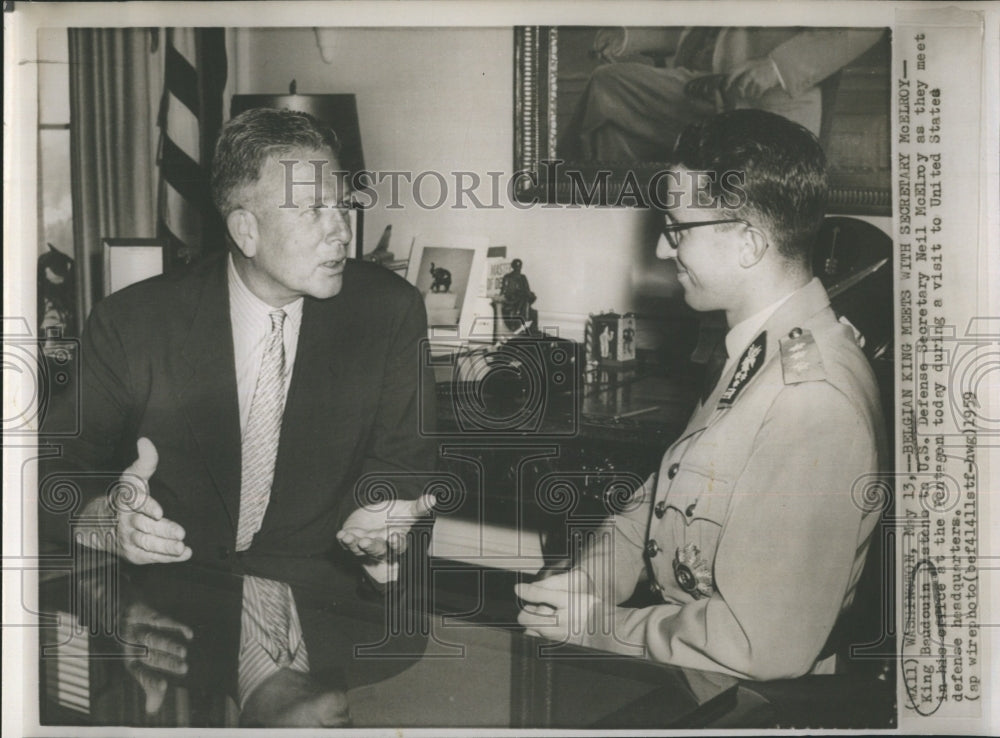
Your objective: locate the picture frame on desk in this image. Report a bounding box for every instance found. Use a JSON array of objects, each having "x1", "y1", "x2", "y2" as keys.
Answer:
[{"x1": 405, "y1": 235, "x2": 491, "y2": 343}]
